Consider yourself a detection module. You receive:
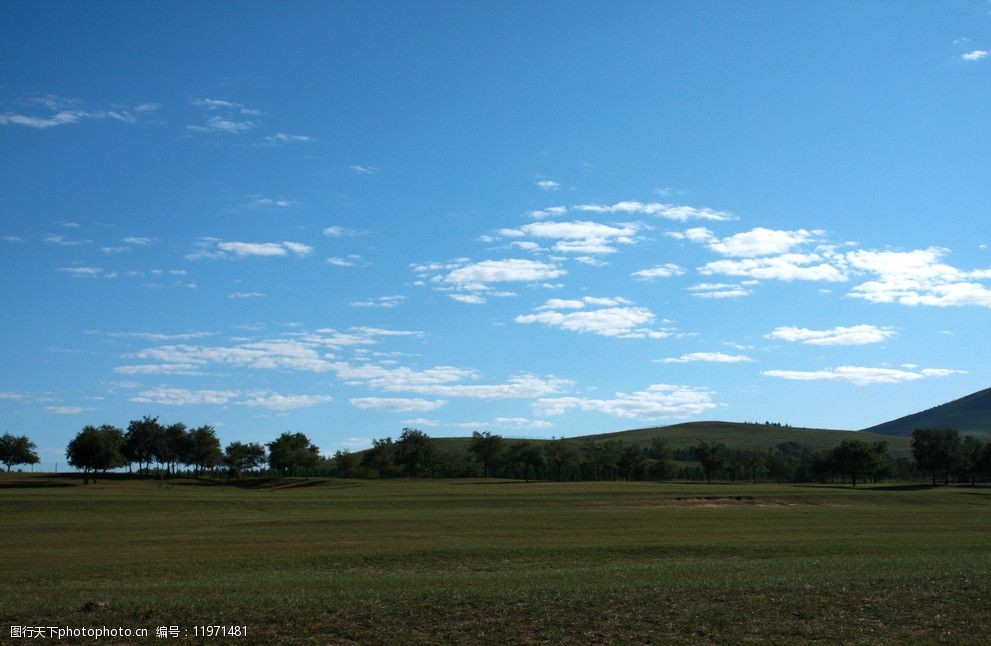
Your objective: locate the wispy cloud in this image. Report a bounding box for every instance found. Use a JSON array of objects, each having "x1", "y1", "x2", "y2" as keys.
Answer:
[
  {"x1": 351, "y1": 295, "x2": 405, "y2": 308},
  {"x1": 661, "y1": 352, "x2": 754, "y2": 364},
  {"x1": 187, "y1": 238, "x2": 313, "y2": 260},
  {"x1": 349, "y1": 165, "x2": 378, "y2": 174},
  {"x1": 264, "y1": 133, "x2": 313, "y2": 144},
  {"x1": 536, "y1": 180, "x2": 561, "y2": 190},
  {"x1": 576, "y1": 201, "x2": 734, "y2": 221},
  {"x1": 534, "y1": 384, "x2": 717, "y2": 419},
  {"x1": 763, "y1": 365, "x2": 964, "y2": 386},
  {"x1": 498, "y1": 221, "x2": 643, "y2": 255},
  {"x1": 962, "y1": 49, "x2": 988, "y2": 61},
  {"x1": 516, "y1": 296, "x2": 670, "y2": 339},
  {"x1": 632, "y1": 264, "x2": 686, "y2": 280},
  {"x1": 349, "y1": 397, "x2": 446, "y2": 412},
  {"x1": 766, "y1": 325, "x2": 896, "y2": 346},
  {"x1": 0, "y1": 95, "x2": 151, "y2": 130},
  {"x1": 187, "y1": 97, "x2": 259, "y2": 133}
]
